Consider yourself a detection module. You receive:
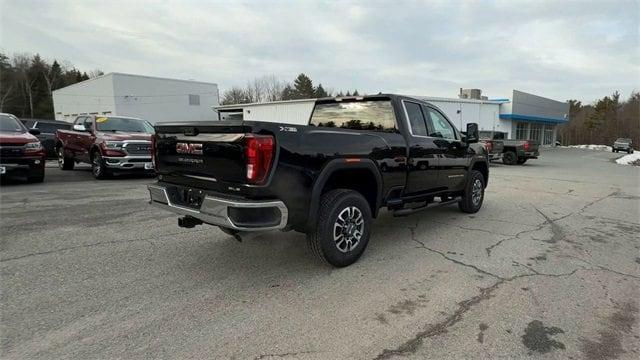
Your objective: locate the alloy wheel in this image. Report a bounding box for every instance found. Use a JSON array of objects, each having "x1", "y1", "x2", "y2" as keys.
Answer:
[{"x1": 333, "y1": 206, "x2": 364, "y2": 253}]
